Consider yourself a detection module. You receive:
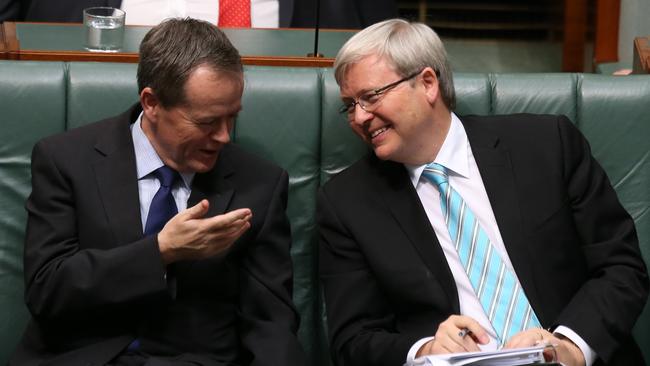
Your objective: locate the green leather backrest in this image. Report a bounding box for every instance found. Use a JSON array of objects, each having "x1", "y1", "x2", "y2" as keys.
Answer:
[
  {"x1": 578, "y1": 75, "x2": 650, "y2": 353},
  {"x1": 454, "y1": 73, "x2": 491, "y2": 116},
  {"x1": 67, "y1": 62, "x2": 139, "y2": 128},
  {"x1": 235, "y1": 67, "x2": 325, "y2": 365},
  {"x1": 0, "y1": 61, "x2": 67, "y2": 364},
  {"x1": 0, "y1": 60, "x2": 648, "y2": 365},
  {"x1": 491, "y1": 74, "x2": 578, "y2": 120}
]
